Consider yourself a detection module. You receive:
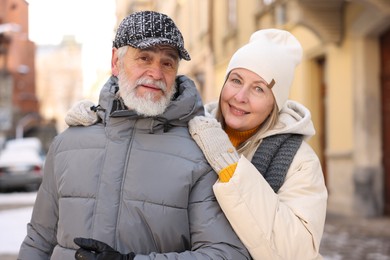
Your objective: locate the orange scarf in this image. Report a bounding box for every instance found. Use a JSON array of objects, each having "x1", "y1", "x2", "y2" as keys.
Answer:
[{"x1": 224, "y1": 125, "x2": 258, "y2": 148}]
